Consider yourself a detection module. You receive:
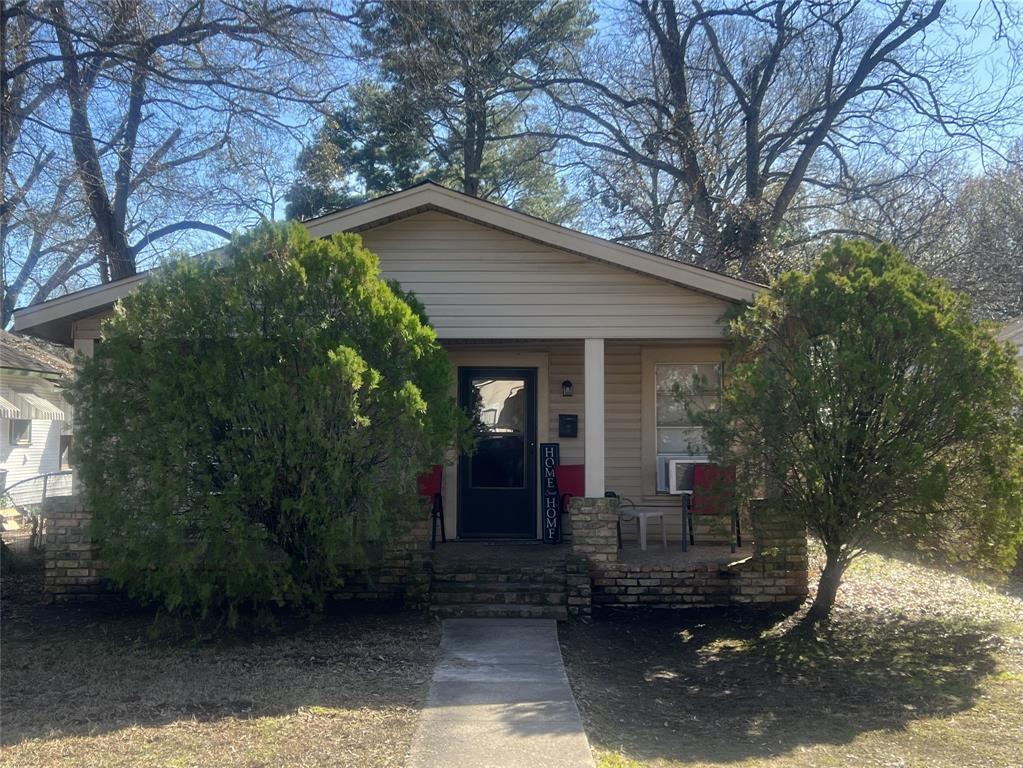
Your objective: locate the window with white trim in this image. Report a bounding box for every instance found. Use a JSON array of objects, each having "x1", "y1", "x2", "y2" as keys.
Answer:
[
  {"x1": 654, "y1": 363, "x2": 721, "y2": 492},
  {"x1": 9, "y1": 419, "x2": 31, "y2": 446}
]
